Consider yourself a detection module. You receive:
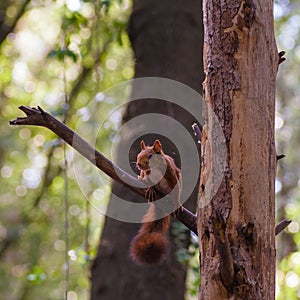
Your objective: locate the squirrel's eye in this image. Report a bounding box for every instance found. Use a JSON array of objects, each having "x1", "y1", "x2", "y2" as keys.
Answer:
[{"x1": 148, "y1": 154, "x2": 153, "y2": 159}]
